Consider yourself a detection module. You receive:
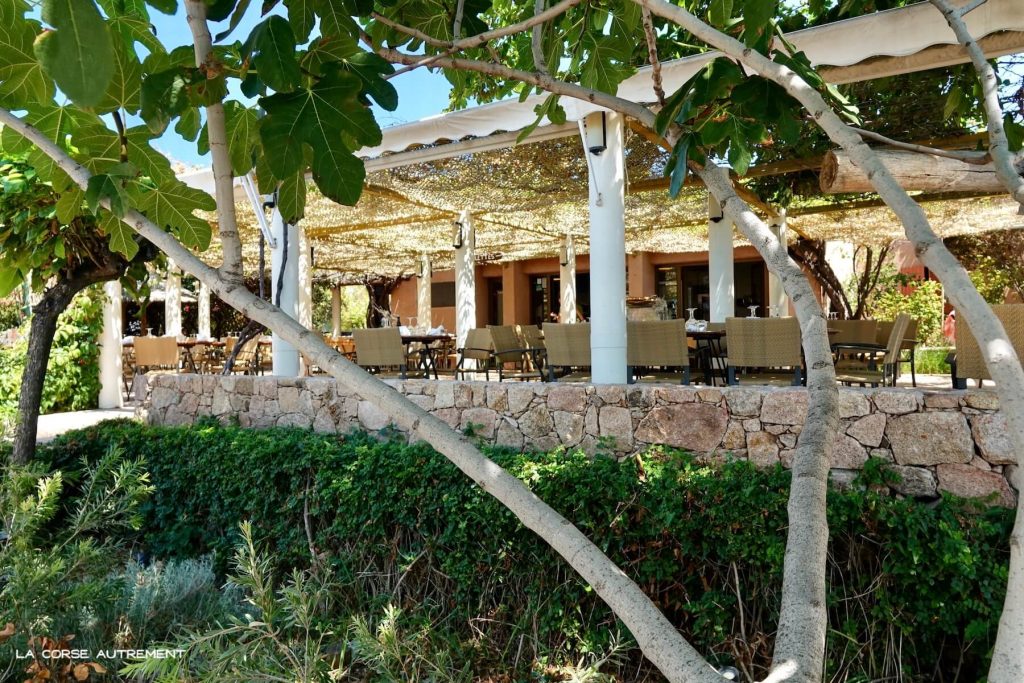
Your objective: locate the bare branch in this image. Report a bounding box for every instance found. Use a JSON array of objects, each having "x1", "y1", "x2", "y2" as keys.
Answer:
[
  {"x1": 633, "y1": 2, "x2": 1024, "y2": 681},
  {"x1": 185, "y1": 0, "x2": 244, "y2": 284},
  {"x1": 641, "y1": 7, "x2": 666, "y2": 107},
  {"x1": 532, "y1": 0, "x2": 550, "y2": 74},
  {"x1": 851, "y1": 126, "x2": 991, "y2": 164},
  {"x1": 453, "y1": 0, "x2": 465, "y2": 40},
  {"x1": 0, "y1": 103, "x2": 727, "y2": 683},
  {"x1": 930, "y1": 0, "x2": 1024, "y2": 210}
]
